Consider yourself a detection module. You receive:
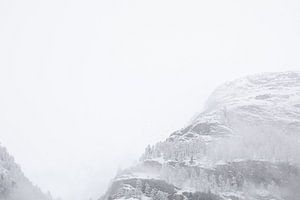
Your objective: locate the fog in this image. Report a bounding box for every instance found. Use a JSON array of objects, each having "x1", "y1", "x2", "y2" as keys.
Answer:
[{"x1": 0, "y1": 0, "x2": 300, "y2": 199}]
